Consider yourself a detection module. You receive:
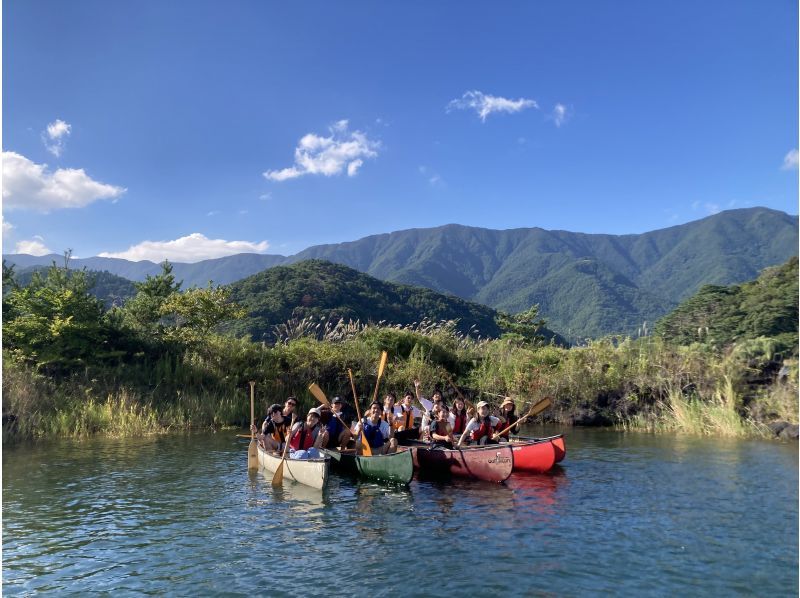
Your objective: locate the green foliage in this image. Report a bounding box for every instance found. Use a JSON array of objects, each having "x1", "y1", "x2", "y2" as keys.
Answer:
[
  {"x1": 496, "y1": 305, "x2": 548, "y2": 346},
  {"x1": 227, "y1": 260, "x2": 511, "y2": 340},
  {"x1": 2, "y1": 258, "x2": 116, "y2": 372},
  {"x1": 159, "y1": 283, "x2": 246, "y2": 343},
  {"x1": 656, "y1": 257, "x2": 798, "y2": 349},
  {"x1": 119, "y1": 261, "x2": 182, "y2": 335}
]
